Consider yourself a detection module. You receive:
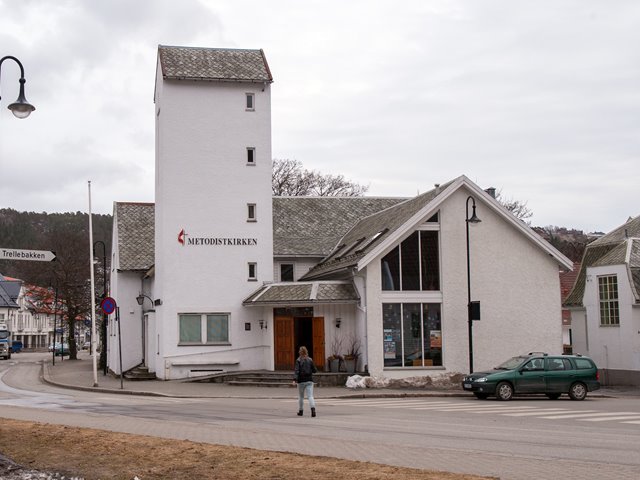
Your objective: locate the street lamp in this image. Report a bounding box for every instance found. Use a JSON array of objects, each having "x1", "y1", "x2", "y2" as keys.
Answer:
[
  {"x1": 466, "y1": 195, "x2": 481, "y2": 373},
  {"x1": 0, "y1": 56, "x2": 36, "y2": 118},
  {"x1": 136, "y1": 293, "x2": 155, "y2": 307},
  {"x1": 93, "y1": 240, "x2": 108, "y2": 375}
]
